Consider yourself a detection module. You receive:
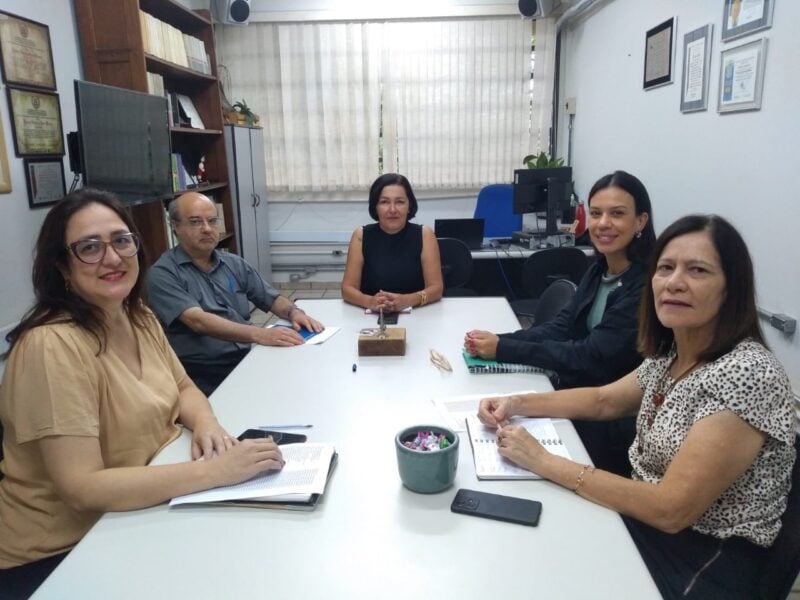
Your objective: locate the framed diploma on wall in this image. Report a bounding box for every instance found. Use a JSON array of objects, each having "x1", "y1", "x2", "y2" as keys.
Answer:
[
  {"x1": 0, "y1": 114, "x2": 10, "y2": 193},
  {"x1": 643, "y1": 17, "x2": 676, "y2": 90},
  {"x1": 6, "y1": 86, "x2": 65, "y2": 156},
  {"x1": 0, "y1": 11, "x2": 56, "y2": 90},
  {"x1": 721, "y1": 0, "x2": 775, "y2": 43},
  {"x1": 24, "y1": 157, "x2": 65, "y2": 208},
  {"x1": 680, "y1": 24, "x2": 713, "y2": 113},
  {"x1": 718, "y1": 37, "x2": 767, "y2": 113}
]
